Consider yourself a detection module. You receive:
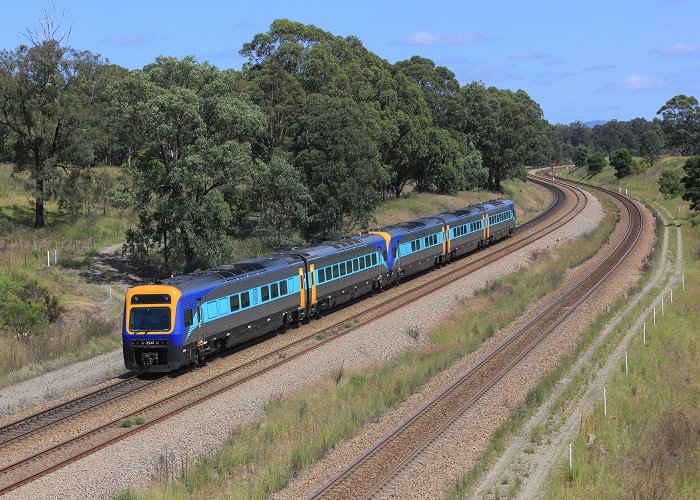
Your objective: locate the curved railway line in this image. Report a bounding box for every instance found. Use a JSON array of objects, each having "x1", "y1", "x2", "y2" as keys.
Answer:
[
  {"x1": 0, "y1": 177, "x2": 586, "y2": 495},
  {"x1": 310, "y1": 178, "x2": 643, "y2": 499}
]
